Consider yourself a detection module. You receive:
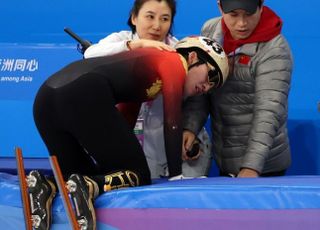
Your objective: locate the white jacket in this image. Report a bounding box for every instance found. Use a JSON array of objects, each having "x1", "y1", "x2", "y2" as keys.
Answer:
[{"x1": 84, "y1": 31, "x2": 177, "y2": 58}]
